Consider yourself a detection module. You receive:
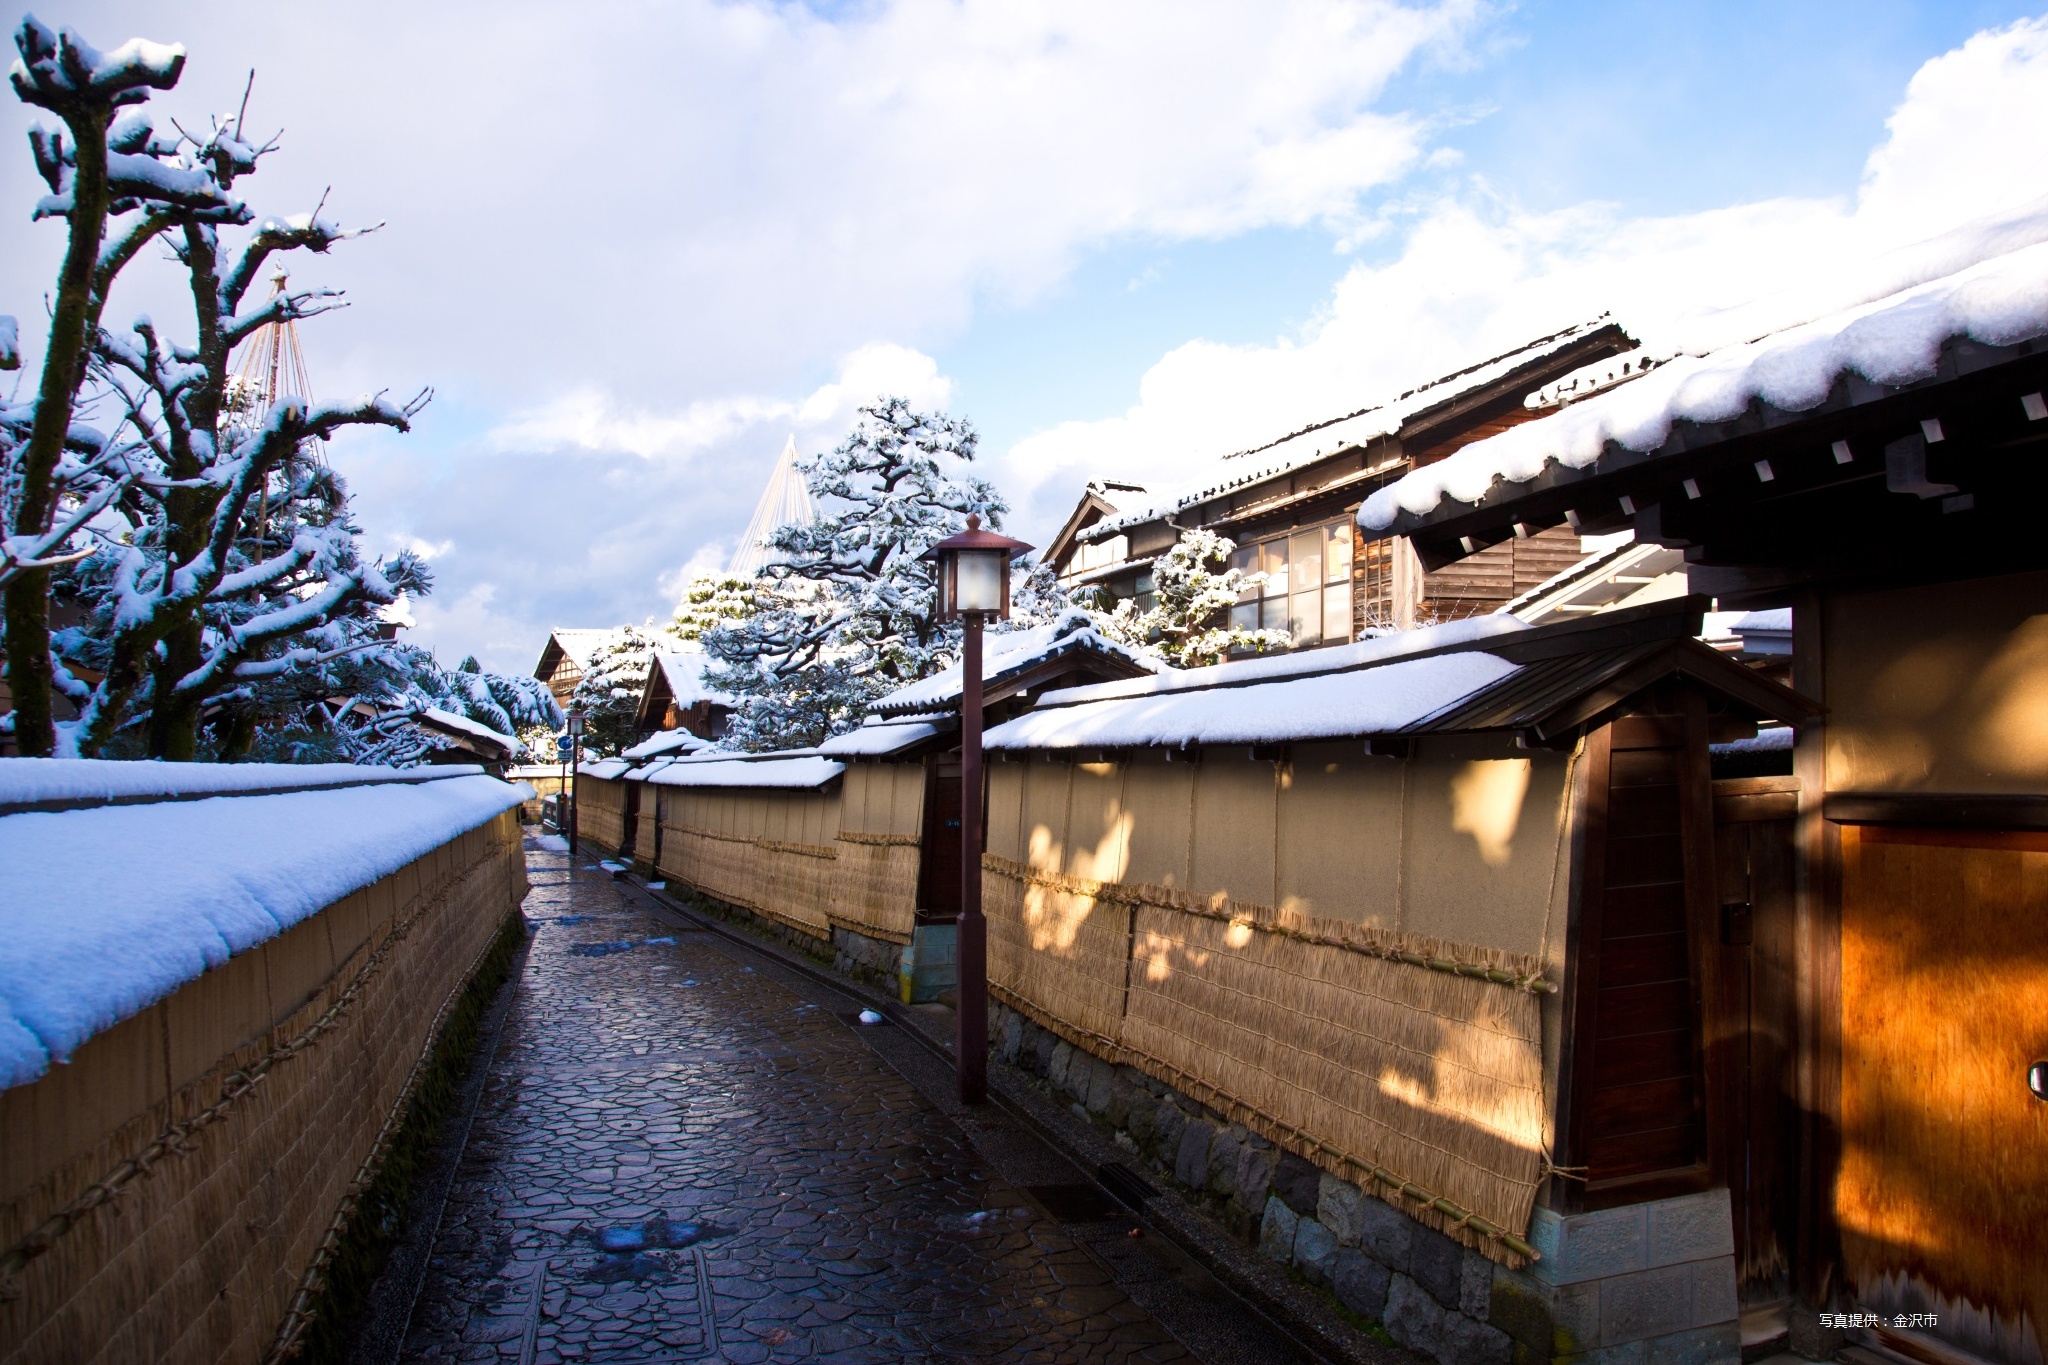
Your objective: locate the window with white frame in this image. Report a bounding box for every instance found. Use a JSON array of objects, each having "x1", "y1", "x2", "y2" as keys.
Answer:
[{"x1": 1227, "y1": 521, "x2": 1353, "y2": 647}]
